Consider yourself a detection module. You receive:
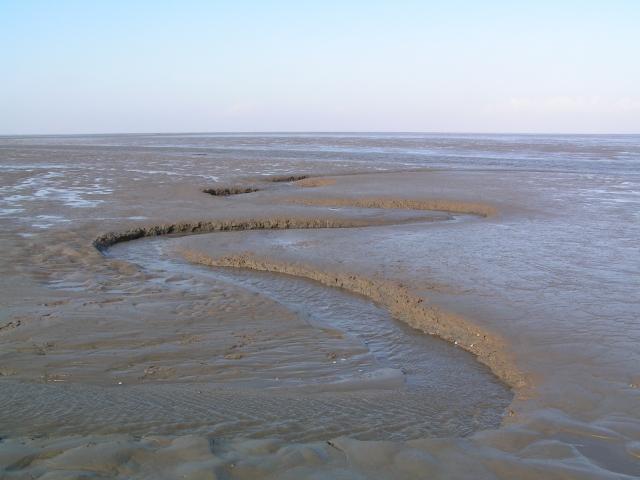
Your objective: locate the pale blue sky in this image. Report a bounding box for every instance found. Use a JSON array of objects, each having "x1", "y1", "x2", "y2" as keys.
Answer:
[{"x1": 1, "y1": 1, "x2": 639, "y2": 134}]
